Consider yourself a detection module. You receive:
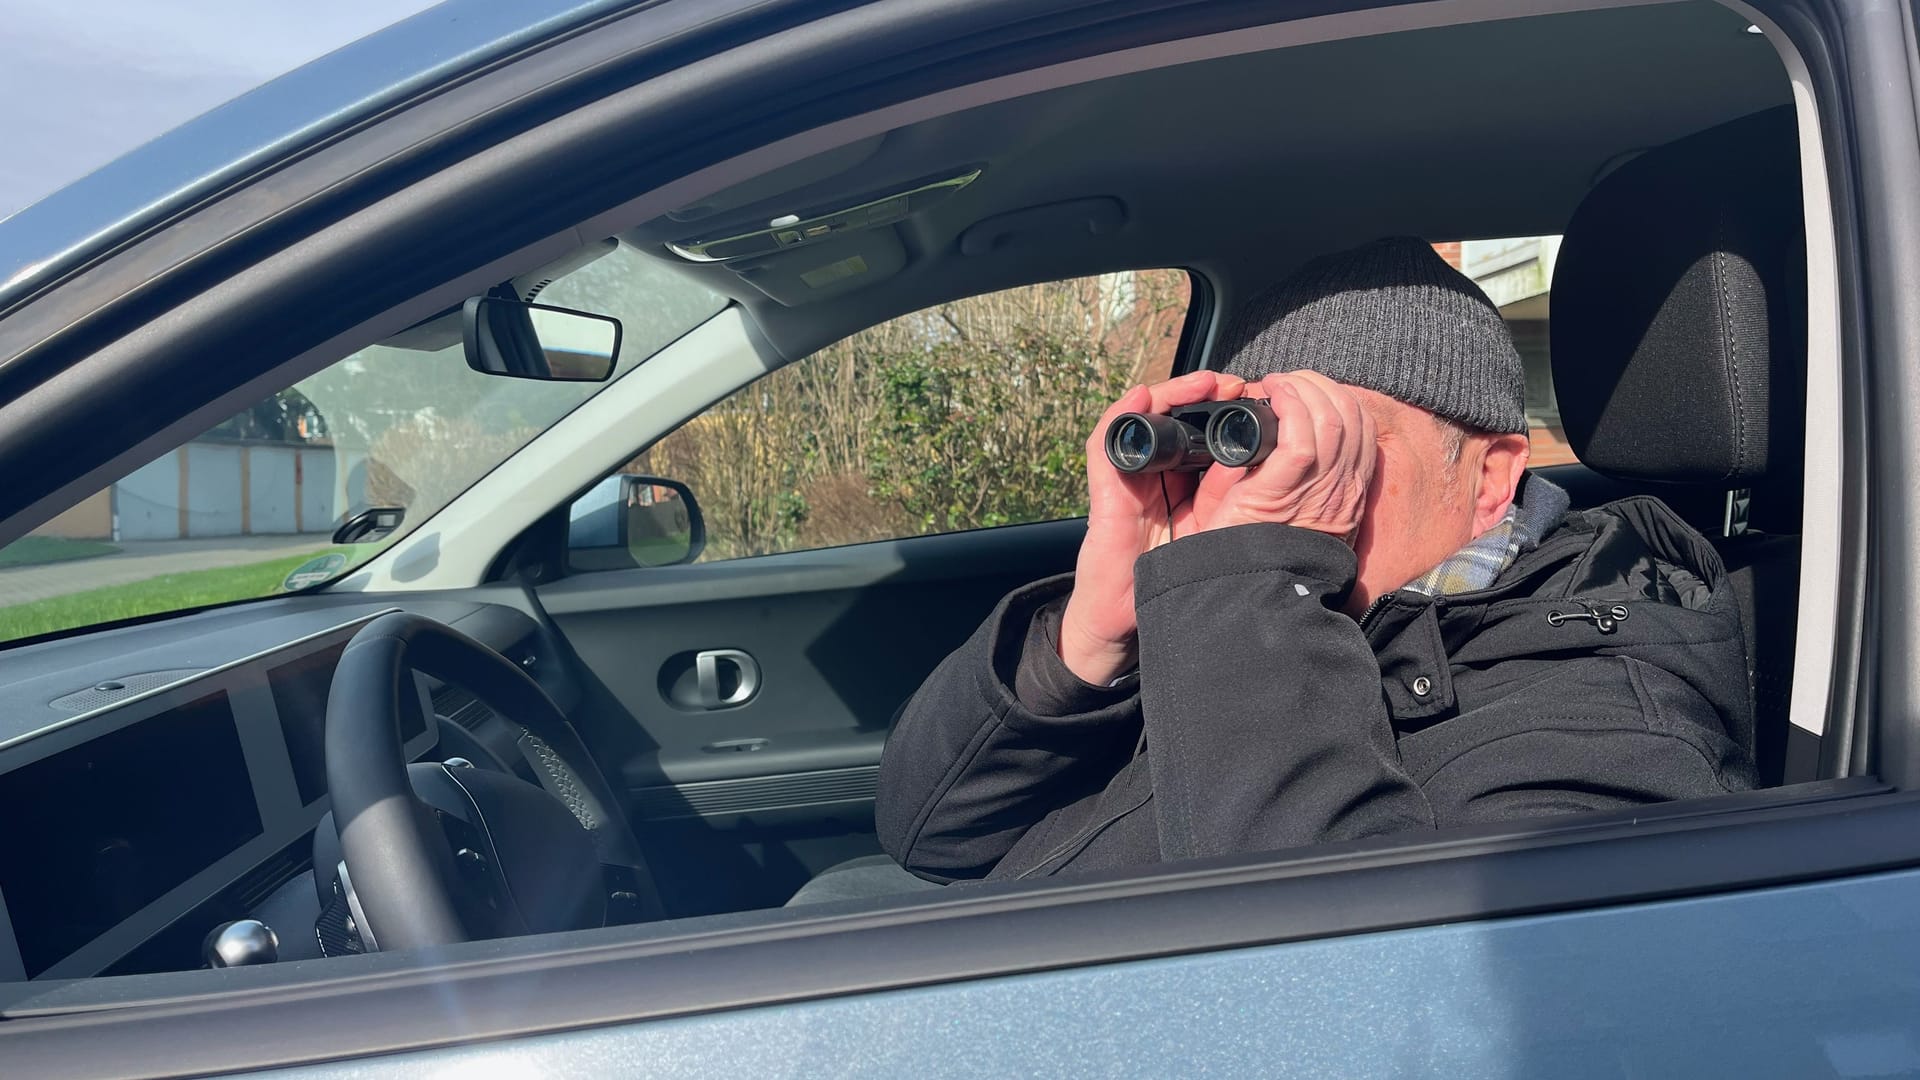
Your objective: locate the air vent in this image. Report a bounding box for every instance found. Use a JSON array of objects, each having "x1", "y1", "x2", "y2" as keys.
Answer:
[
  {"x1": 431, "y1": 684, "x2": 499, "y2": 732},
  {"x1": 234, "y1": 845, "x2": 309, "y2": 911}
]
